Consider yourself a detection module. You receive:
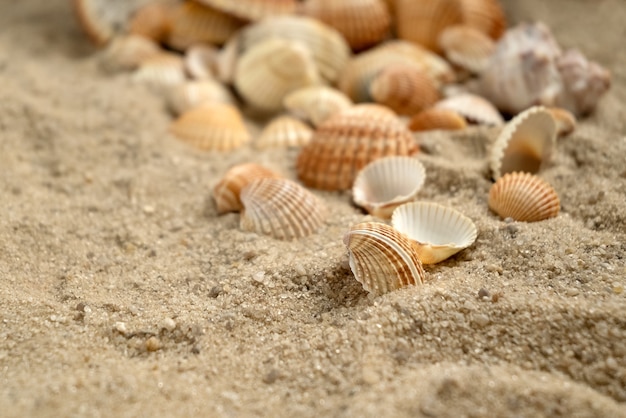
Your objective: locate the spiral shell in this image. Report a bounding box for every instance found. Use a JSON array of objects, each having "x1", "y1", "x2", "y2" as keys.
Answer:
[
  {"x1": 255, "y1": 116, "x2": 314, "y2": 149},
  {"x1": 395, "y1": 0, "x2": 463, "y2": 53},
  {"x1": 240, "y1": 178, "x2": 326, "y2": 240},
  {"x1": 344, "y1": 222, "x2": 426, "y2": 296},
  {"x1": 408, "y1": 108, "x2": 468, "y2": 132},
  {"x1": 283, "y1": 86, "x2": 353, "y2": 127},
  {"x1": 213, "y1": 163, "x2": 283, "y2": 214},
  {"x1": 488, "y1": 172, "x2": 560, "y2": 222}
]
